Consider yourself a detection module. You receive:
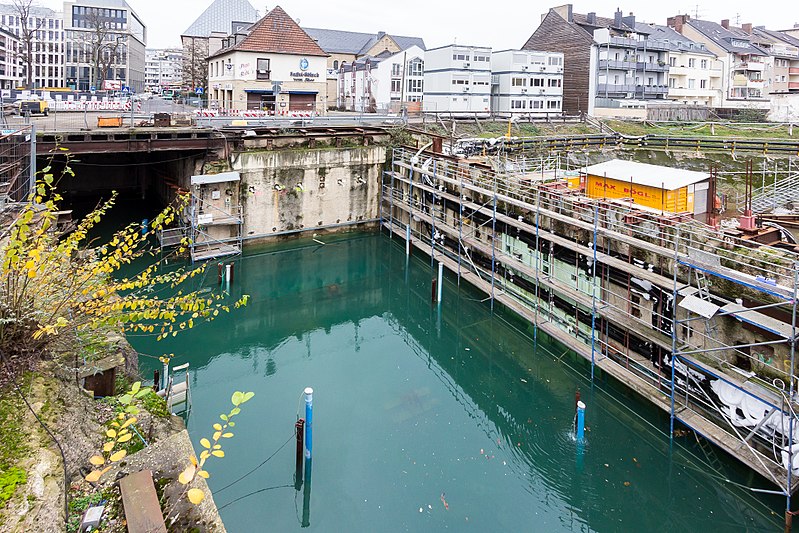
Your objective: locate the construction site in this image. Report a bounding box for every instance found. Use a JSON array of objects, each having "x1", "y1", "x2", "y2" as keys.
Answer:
[{"x1": 381, "y1": 129, "x2": 799, "y2": 524}]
